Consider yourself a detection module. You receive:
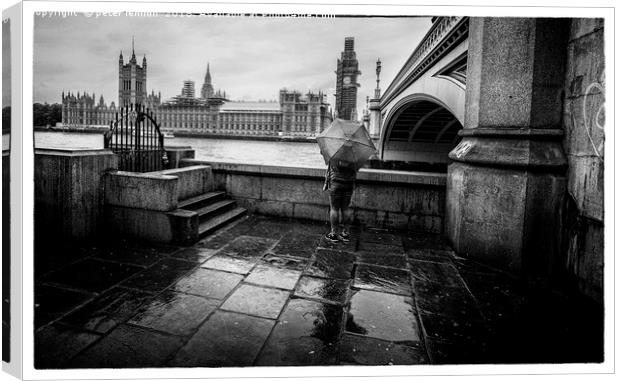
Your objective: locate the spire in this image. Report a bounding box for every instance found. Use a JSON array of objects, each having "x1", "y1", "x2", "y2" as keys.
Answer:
[
  {"x1": 205, "y1": 62, "x2": 212, "y2": 84},
  {"x1": 130, "y1": 36, "x2": 137, "y2": 63}
]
